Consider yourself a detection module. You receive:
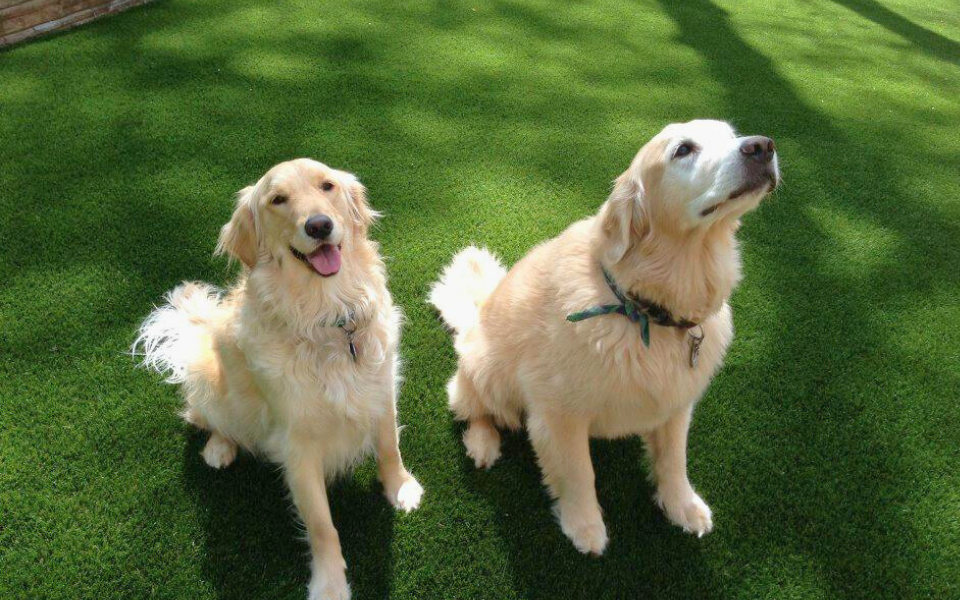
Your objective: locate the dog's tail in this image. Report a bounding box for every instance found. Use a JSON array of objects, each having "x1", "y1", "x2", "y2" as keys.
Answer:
[
  {"x1": 132, "y1": 282, "x2": 223, "y2": 384},
  {"x1": 429, "y1": 246, "x2": 507, "y2": 334}
]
